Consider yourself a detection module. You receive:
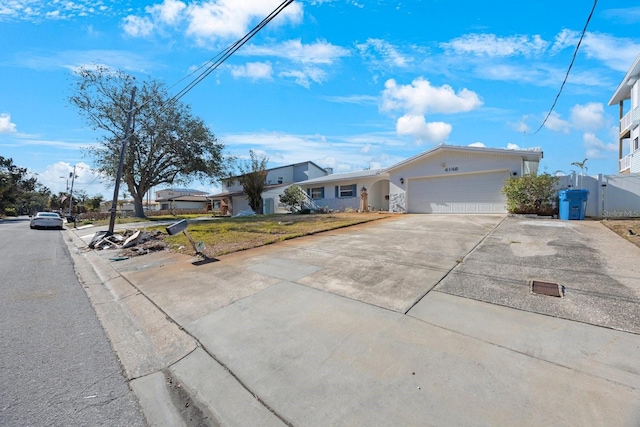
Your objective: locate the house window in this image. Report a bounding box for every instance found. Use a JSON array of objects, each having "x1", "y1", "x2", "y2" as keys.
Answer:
[
  {"x1": 277, "y1": 176, "x2": 283, "y2": 184},
  {"x1": 339, "y1": 184, "x2": 356, "y2": 198},
  {"x1": 634, "y1": 137, "x2": 639, "y2": 152},
  {"x1": 311, "y1": 187, "x2": 324, "y2": 199}
]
